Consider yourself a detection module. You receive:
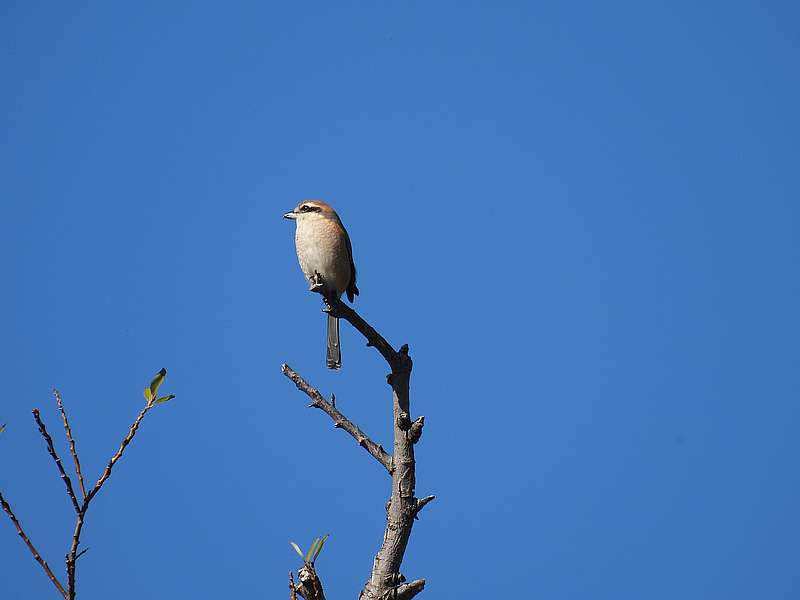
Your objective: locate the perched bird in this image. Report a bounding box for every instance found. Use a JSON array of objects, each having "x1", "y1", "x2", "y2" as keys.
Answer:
[{"x1": 284, "y1": 200, "x2": 359, "y2": 369}]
